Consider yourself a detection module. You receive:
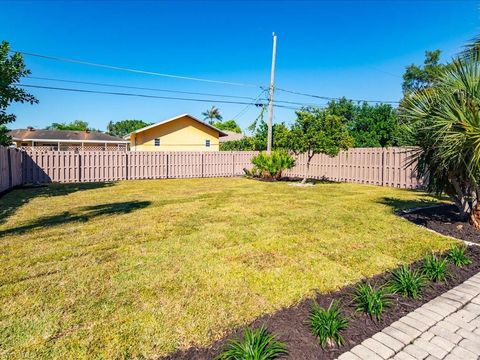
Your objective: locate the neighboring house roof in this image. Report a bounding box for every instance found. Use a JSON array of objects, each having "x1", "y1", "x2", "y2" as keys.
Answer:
[
  {"x1": 125, "y1": 114, "x2": 228, "y2": 138},
  {"x1": 8, "y1": 129, "x2": 129, "y2": 144},
  {"x1": 219, "y1": 131, "x2": 246, "y2": 142}
]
